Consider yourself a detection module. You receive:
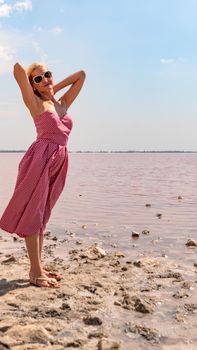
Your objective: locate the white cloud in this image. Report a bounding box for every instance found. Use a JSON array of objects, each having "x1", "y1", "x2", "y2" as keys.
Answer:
[
  {"x1": 160, "y1": 58, "x2": 175, "y2": 64},
  {"x1": 32, "y1": 41, "x2": 48, "y2": 62},
  {"x1": 0, "y1": 2, "x2": 12, "y2": 17},
  {"x1": 14, "y1": 0, "x2": 32, "y2": 12},
  {"x1": 33, "y1": 25, "x2": 43, "y2": 32},
  {"x1": 0, "y1": 45, "x2": 16, "y2": 61},
  {"x1": 33, "y1": 26, "x2": 63, "y2": 35},
  {"x1": 0, "y1": 0, "x2": 32, "y2": 17},
  {"x1": 0, "y1": 30, "x2": 31, "y2": 74},
  {"x1": 51, "y1": 26, "x2": 63, "y2": 34}
]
